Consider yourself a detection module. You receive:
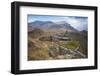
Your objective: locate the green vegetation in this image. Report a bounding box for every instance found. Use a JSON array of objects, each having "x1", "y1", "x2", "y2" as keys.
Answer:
[
  {"x1": 61, "y1": 41, "x2": 79, "y2": 49},
  {"x1": 64, "y1": 32, "x2": 88, "y2": 56}
]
